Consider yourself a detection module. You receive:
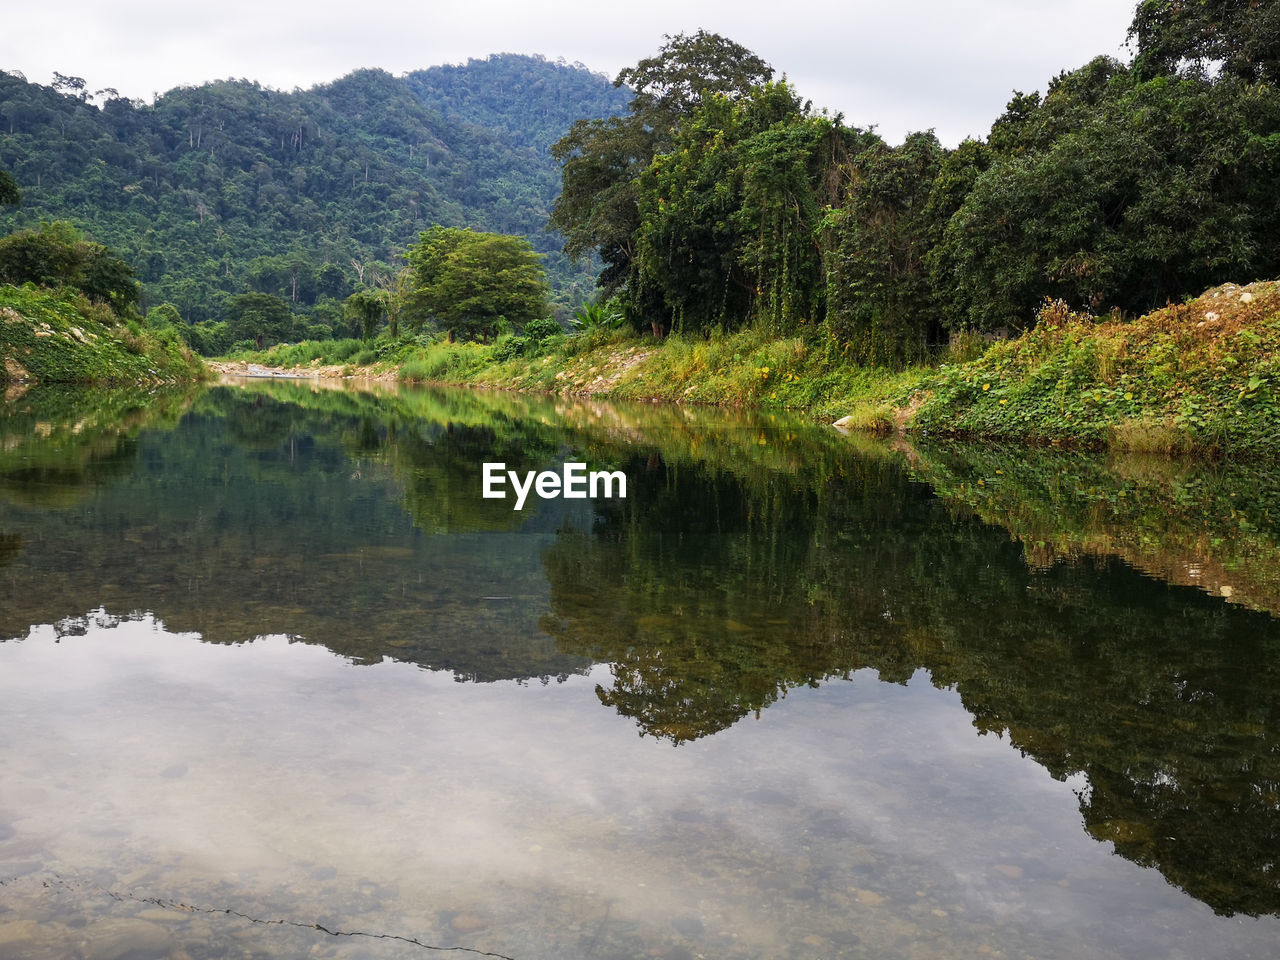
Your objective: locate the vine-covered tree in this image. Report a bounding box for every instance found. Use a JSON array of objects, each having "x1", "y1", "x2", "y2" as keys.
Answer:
[
  {"x1": 345, "y1": 288, "x2": 388, "y2": 342},
  {"x1": 827, "y1": 131, "x2": 946, "y2": 362},
  {"x1": 550, "y1": 32, "x2": 775, "y2": 330},
  {"x1": 634, "y1": 82, "x2": 868, "y2": 335}
]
